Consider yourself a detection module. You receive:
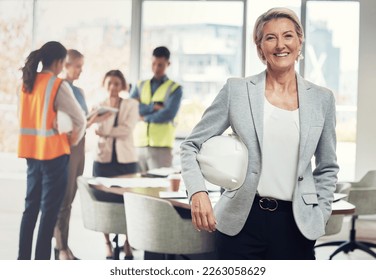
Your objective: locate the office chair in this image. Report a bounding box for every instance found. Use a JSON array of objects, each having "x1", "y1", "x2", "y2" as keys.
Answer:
[
  {"x1": 123, "y1": 192, "x2": 215, "y2": 259},
  {"x1": 316, "y1": 171, "x2": 376, "y2": 259},
  {"x1": 77, "y1": 176, "x2": 127, "y2": 260},
  {"x1": 314, "y1": 182, "x2": 350, "y2": 256}
]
